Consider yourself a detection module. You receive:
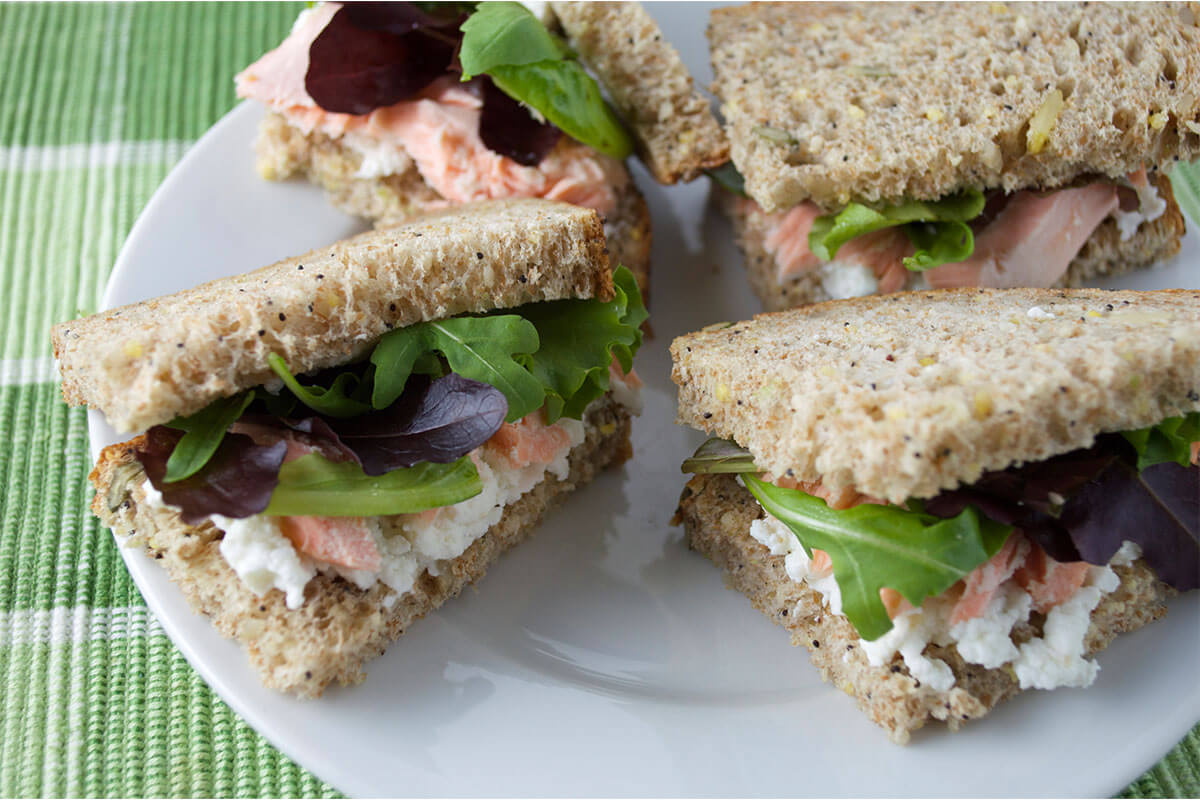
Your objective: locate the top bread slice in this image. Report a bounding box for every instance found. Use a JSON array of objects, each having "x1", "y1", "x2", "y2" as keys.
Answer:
[
  {"x1": 709, "y1": 2, "x2": 1200, "y2": 212},
  {"x1": 551, "y1": 1, "x2": 729, "y2": 184},
  {"x1": 671, "y1": 288, "x2": 1200, "y2": 503},
  {"x1": 53, "y1": 199, "x2": 612, "y2": 434}
]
